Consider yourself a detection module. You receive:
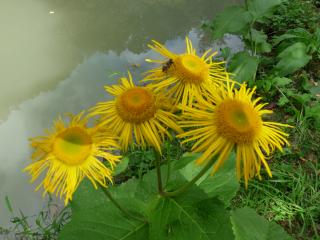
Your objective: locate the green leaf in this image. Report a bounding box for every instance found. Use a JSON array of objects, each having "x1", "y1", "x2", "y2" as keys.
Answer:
[
  {"x1": 178, "y1": 153, "x2": 239, "y2": 205},
  {"x1": 275, "y1": 42, "x2": 312, "y2": 76},
  {"x1": 228, "y1": 52, "x2": 259, "y2": 83},
  {"x1": 211, "y1": 6, "x2": 252, "y2": 39},
  {"x1": 149, "y1": 196, "x2": 234, "y2": 240},
  {"x1": 247, "y1": 0, "x2": 283, "y2": 20},
  {"x1": 247, "y1": 29, "x2": 272, "y2": 53},
  {"x1": 5, "y1": 195, "x2": 13, "y2": 213},
  {"x1": 291, "y1": 93, "x2": 312, "y2": 105},
  {"x1": 305, "y1": 104, "x2": 320, "y2": 129},
  {"x1": 59, "y1": 177, "x2": 150, "y2": 239},
  {"x1": 273, "y1": 28, "x2": 312, "y2": 46},
  {"x1": 273, "y1": 77, "x2": 292, "y2": 87},
  {"x1": 231, "y1": 207, "x2": 293, "y2": 240},
  {"x1": 277, "y1": 96, "x2": 289, "y2": 107},
  {"x1": 114, "y1": 156, "x2": 129, "y2": 175},
  {"x1": 171, "y1": 152, "x2": 201, "y2": 171}
]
